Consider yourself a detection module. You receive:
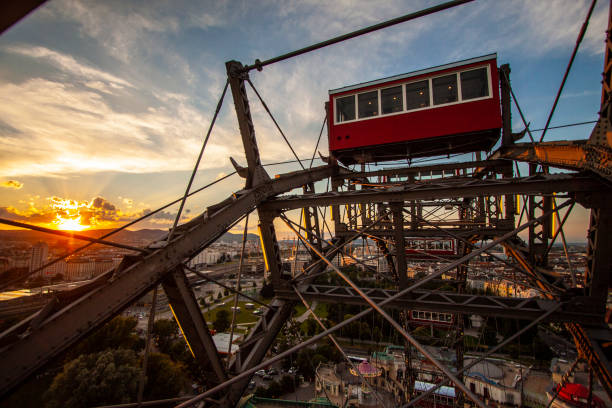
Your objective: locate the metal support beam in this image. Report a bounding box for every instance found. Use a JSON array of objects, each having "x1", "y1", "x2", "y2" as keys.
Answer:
[
  {"x1": 500, "y1": 64, "x2": 512, "y2": 147},
  {"x1": 275, "y1": 284, "x2": 600, "y2": 323},
  {"x1": 262, "y1": 174, "x2": 604, "y2": 211},
  {"x1": 584, "y1": 205, "x2": 612, "y2": 308},
  {"x1": 392, "y1": 202, "x2": 408, "y2": 287},
  {"x1": 226, "y1": 60, "x2": 268, "y2": 187},
  {"x1": 161, "y1": 267, "x2": 227, "y2": 386}
]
